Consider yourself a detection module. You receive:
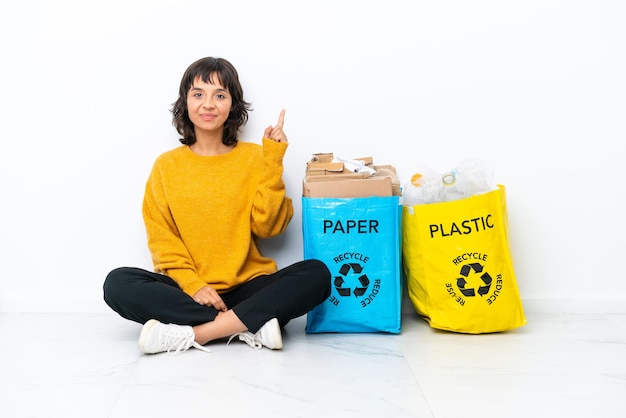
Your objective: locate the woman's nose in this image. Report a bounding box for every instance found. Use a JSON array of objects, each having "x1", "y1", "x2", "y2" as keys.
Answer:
[{"x1": 202, "y1": 97, "x2": 215, "y2": 109}]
